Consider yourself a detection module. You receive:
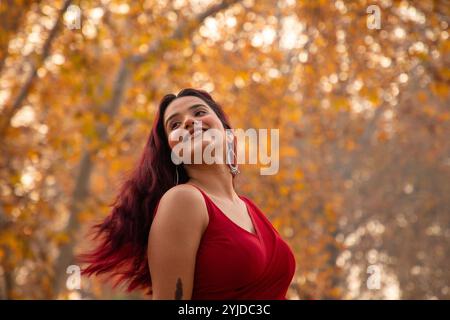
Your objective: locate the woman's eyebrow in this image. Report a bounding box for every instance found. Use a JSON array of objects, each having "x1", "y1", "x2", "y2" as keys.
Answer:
[{"x1": 165, "y1": 104, "x2": 206, "y2": 128}]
